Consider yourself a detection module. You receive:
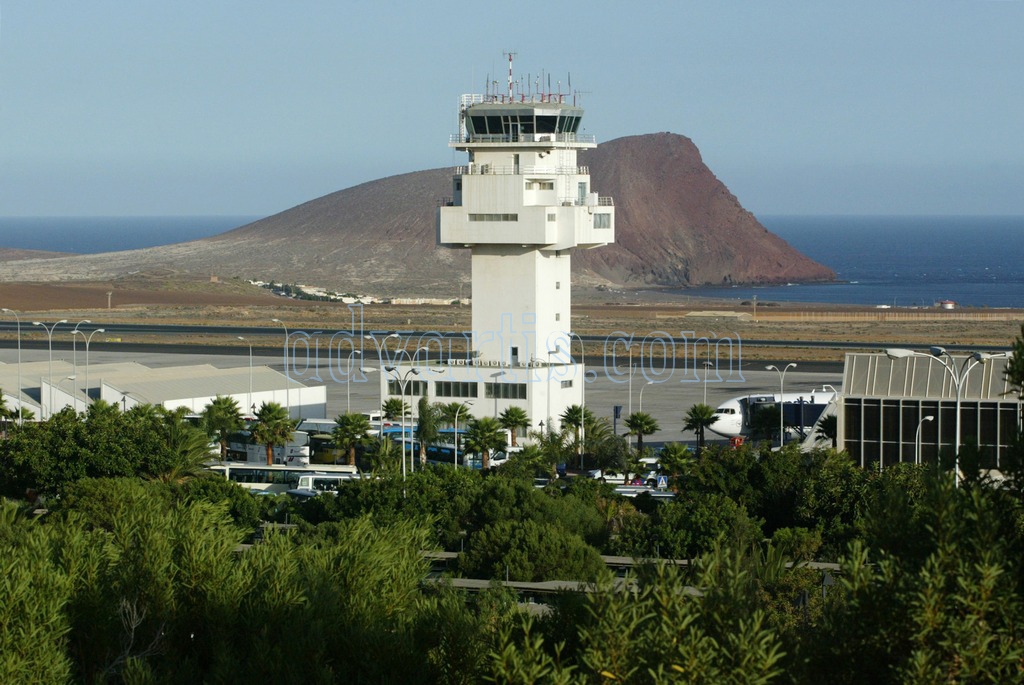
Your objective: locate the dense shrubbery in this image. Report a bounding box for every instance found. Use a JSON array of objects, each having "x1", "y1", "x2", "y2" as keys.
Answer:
[{"x1": 5, "y1": 387, "x2": 1024, "y2": 681}]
